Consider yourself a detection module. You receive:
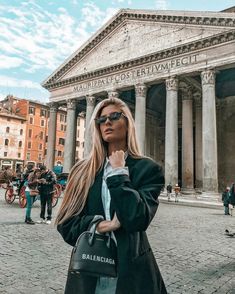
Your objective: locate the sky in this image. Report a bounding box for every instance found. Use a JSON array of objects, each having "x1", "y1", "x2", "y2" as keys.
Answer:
[{"x1": 0, "y1": 0, "x2": 234, "y2": 103}]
